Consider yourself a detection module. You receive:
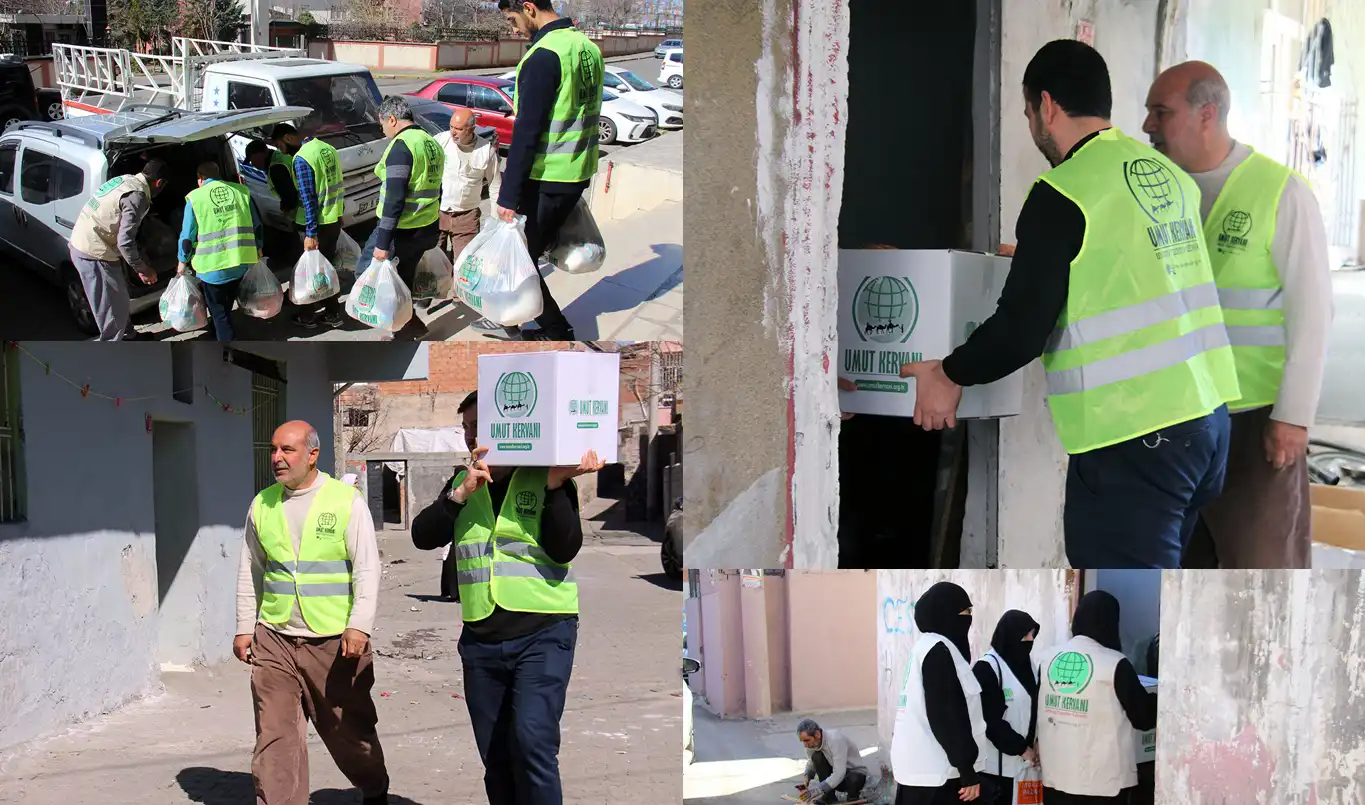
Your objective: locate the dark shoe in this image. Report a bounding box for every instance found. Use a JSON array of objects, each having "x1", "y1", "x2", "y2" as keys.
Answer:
[
  {"x1": 295, "y1": 311, "x2": 320, "y2": 330},
  {"x1": 362, "y1": 795, "x2": 389, "y2": 805},
  {"x1": 321, "y1": 310, "x2": 344, "y2": 328},
  {"x1": 414, "y1": 298, "x2": 432, "y2": 311},
  {"x1": 470, "y1": 317, "x2": 503, "y2": 331},
  {"x1": 521, "y1": 328, "x2": 575, "y2": 341}
]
